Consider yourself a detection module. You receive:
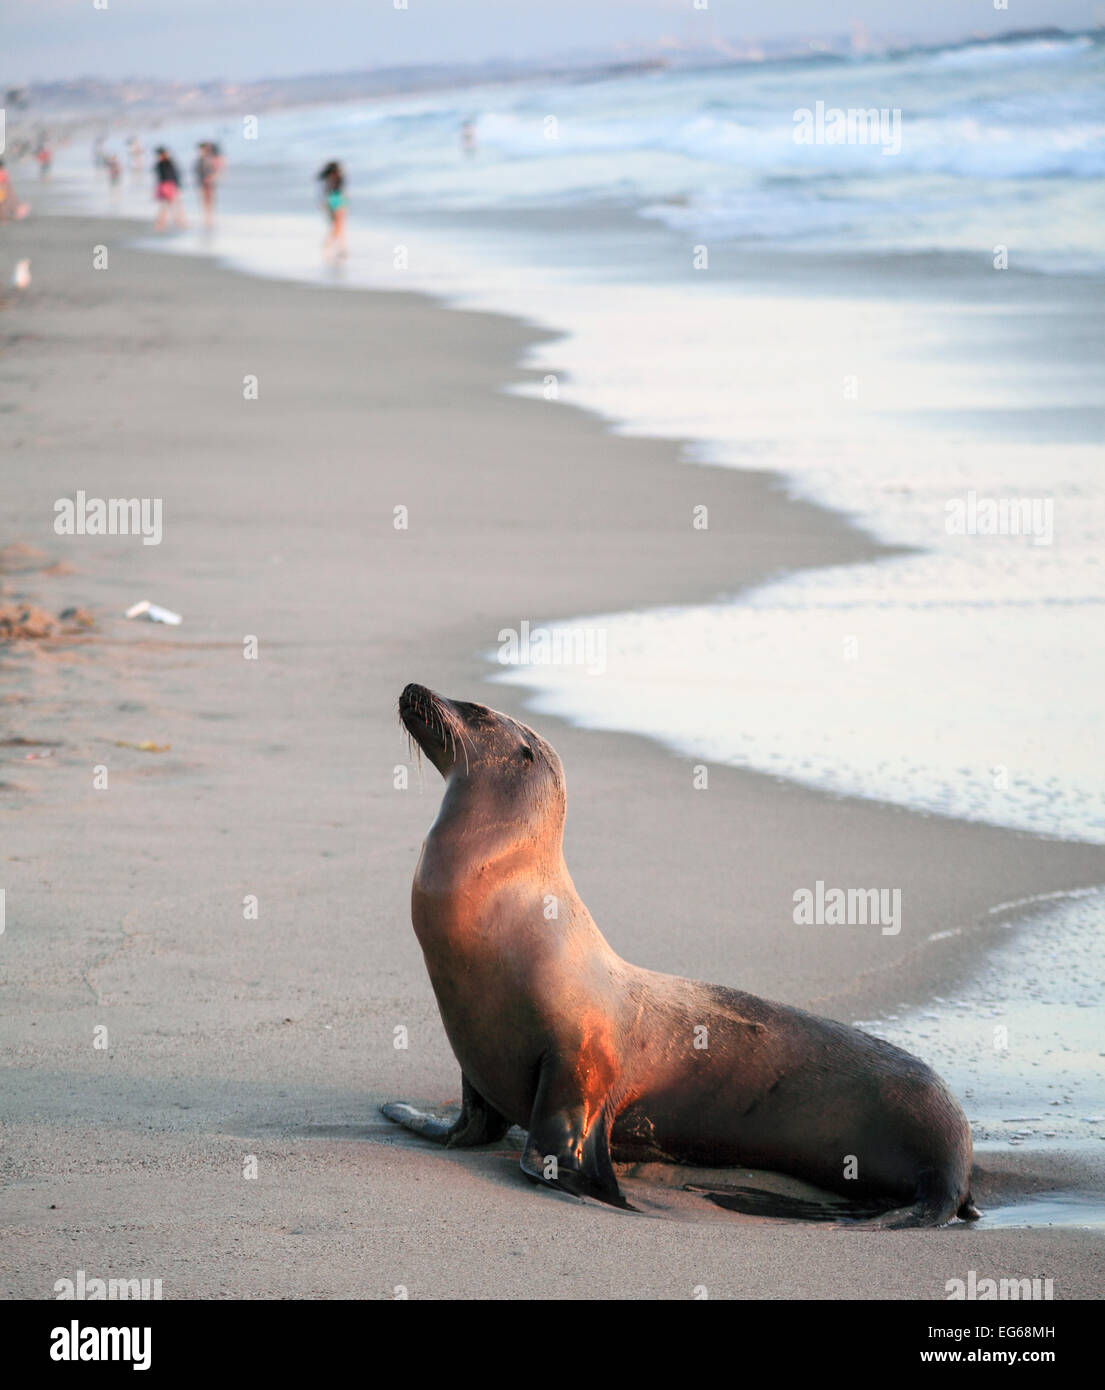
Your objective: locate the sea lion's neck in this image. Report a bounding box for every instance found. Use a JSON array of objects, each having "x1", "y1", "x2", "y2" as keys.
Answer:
[{"x1": 416, "y1": 777, "x2": 566, "y2": 889}]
